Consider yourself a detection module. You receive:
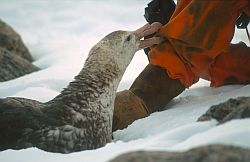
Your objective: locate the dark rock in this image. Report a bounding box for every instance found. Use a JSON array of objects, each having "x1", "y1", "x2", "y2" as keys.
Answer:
[
  {"x1": 0, "y1": 19, "x2": 33, "y2": 62},
  {"x1": 0, "y1": 48, "x2": 39, "y2": 81},
  {"x1": 109, "y1": 145, "x2": 250, "y2": 162},
  {"x1": 198, "y1": 97, "x2": 250, "y2": 124}
]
